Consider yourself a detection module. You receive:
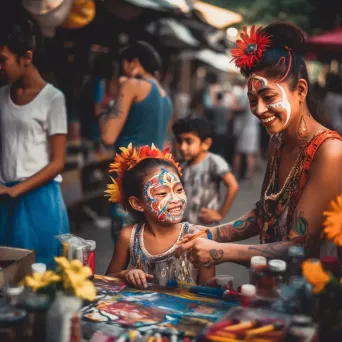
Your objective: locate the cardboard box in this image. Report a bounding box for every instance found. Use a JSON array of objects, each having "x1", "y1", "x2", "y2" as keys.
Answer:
[{"x1": 0, "y1": 246, "x2": 36, "y2": 288}]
